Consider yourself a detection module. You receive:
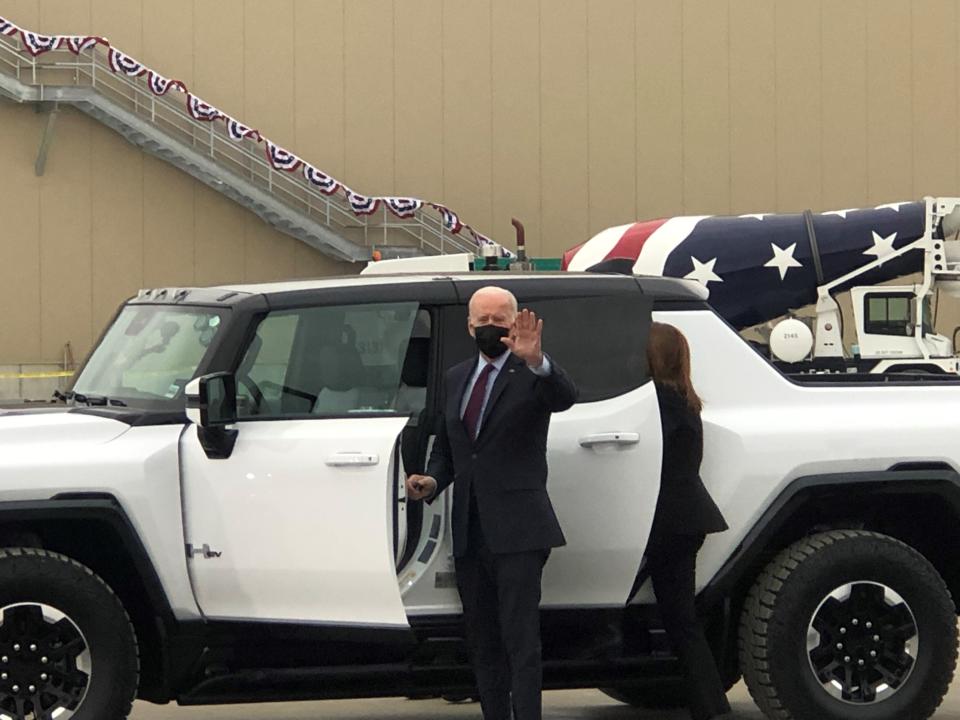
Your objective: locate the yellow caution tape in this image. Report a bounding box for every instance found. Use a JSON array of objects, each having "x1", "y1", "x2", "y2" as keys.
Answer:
[{"x1": 0, "y1": 371, "x2": 75, "y2": 380}]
